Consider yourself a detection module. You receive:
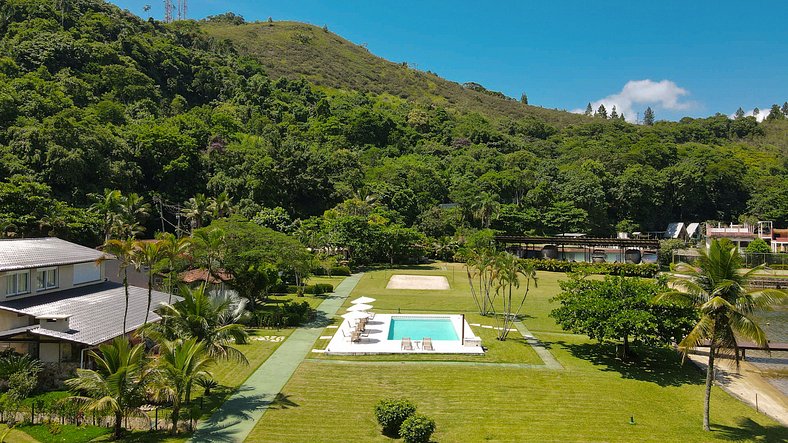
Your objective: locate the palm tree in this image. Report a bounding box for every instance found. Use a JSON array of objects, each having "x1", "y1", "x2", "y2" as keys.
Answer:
[
  {"x1": 463, "y1": 247, "x2": 498, "y2": 316},
  {"x1": 210, "y1": 191, "x2": 233, "y2": 219},
  {"x1": 131, "y1": 240, "x2": 165, "y2": 326},
  {"x1": 182, "y1": 194, "x2": 212, "y2": 231},
  {"x1": 98, "y1": 238, "x2": 135, "y2": 335},
  {"x1": 65, "y1": 338, "x2": 149, "y2": 439},
  {"x1": 191, "y1": 227, "x2": 226, "y2": 284},
  {"x1": 120, "y1": 193, "x2": 150, "y2": 238},
  {"x1": 90, "y1": 189, "x2": 124, "y2": 242},
  {"x1": 151, "y1": 338, "x2": 214, "y2": 434},
  {"x1": 156, "y1": 232, "x2": 192, "y2": 304},
  {"x1": 656, "y1": 239, "x2": 786, "y2": 431},
  {"x1": 148, "y1": 284, "x2": 249, "y2": 364},
  {"x1": 493, "y1": 252, "x2": 537, "y2": 340}
]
